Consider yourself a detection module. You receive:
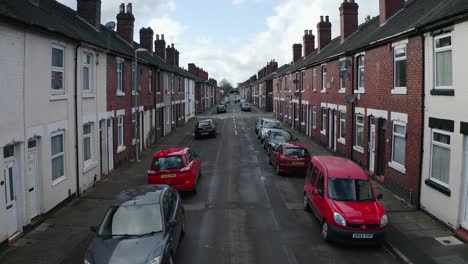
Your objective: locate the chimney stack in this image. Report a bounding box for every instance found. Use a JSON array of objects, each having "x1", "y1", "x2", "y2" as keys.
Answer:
[
  {"x1": 271, "y1": 59, "x2": 278, "y2": 72},
  {"x1": 188, "y1": 63, "x2": 197, "y2": 75},
  {"x1": 317, "y1": 16, "x2": 332, "y2": 51},
  {"x1": 166, "y1": 44, "x2": 176, "y2": 65},
  {"x1": 139, "y1": 27, "x2": 154, "y2": 53},
  {"x1": 266, "y1": 62, "x2": 272, "y2": 75},
  {"x1": 292, "y1": 43, "x2": 303, "y2": 62},
  {"x1": 77, "y1": 0, "x2": 101, "y2": 28},
  {"x1": 154, "y1": 34, "x2": 166, "y2": 60},
  {"x1": 340, "y1": 0, "x2": 359, "y2": 42},
  {"x1": 303, "y1": 29, "x2": 315, "y2": 57},
  {"x1": 380, "y1": 0, "x2": 405, "y2": 25},
  {"x1": 116, "y1": 3, "x2": 135, "y2": 43}
]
